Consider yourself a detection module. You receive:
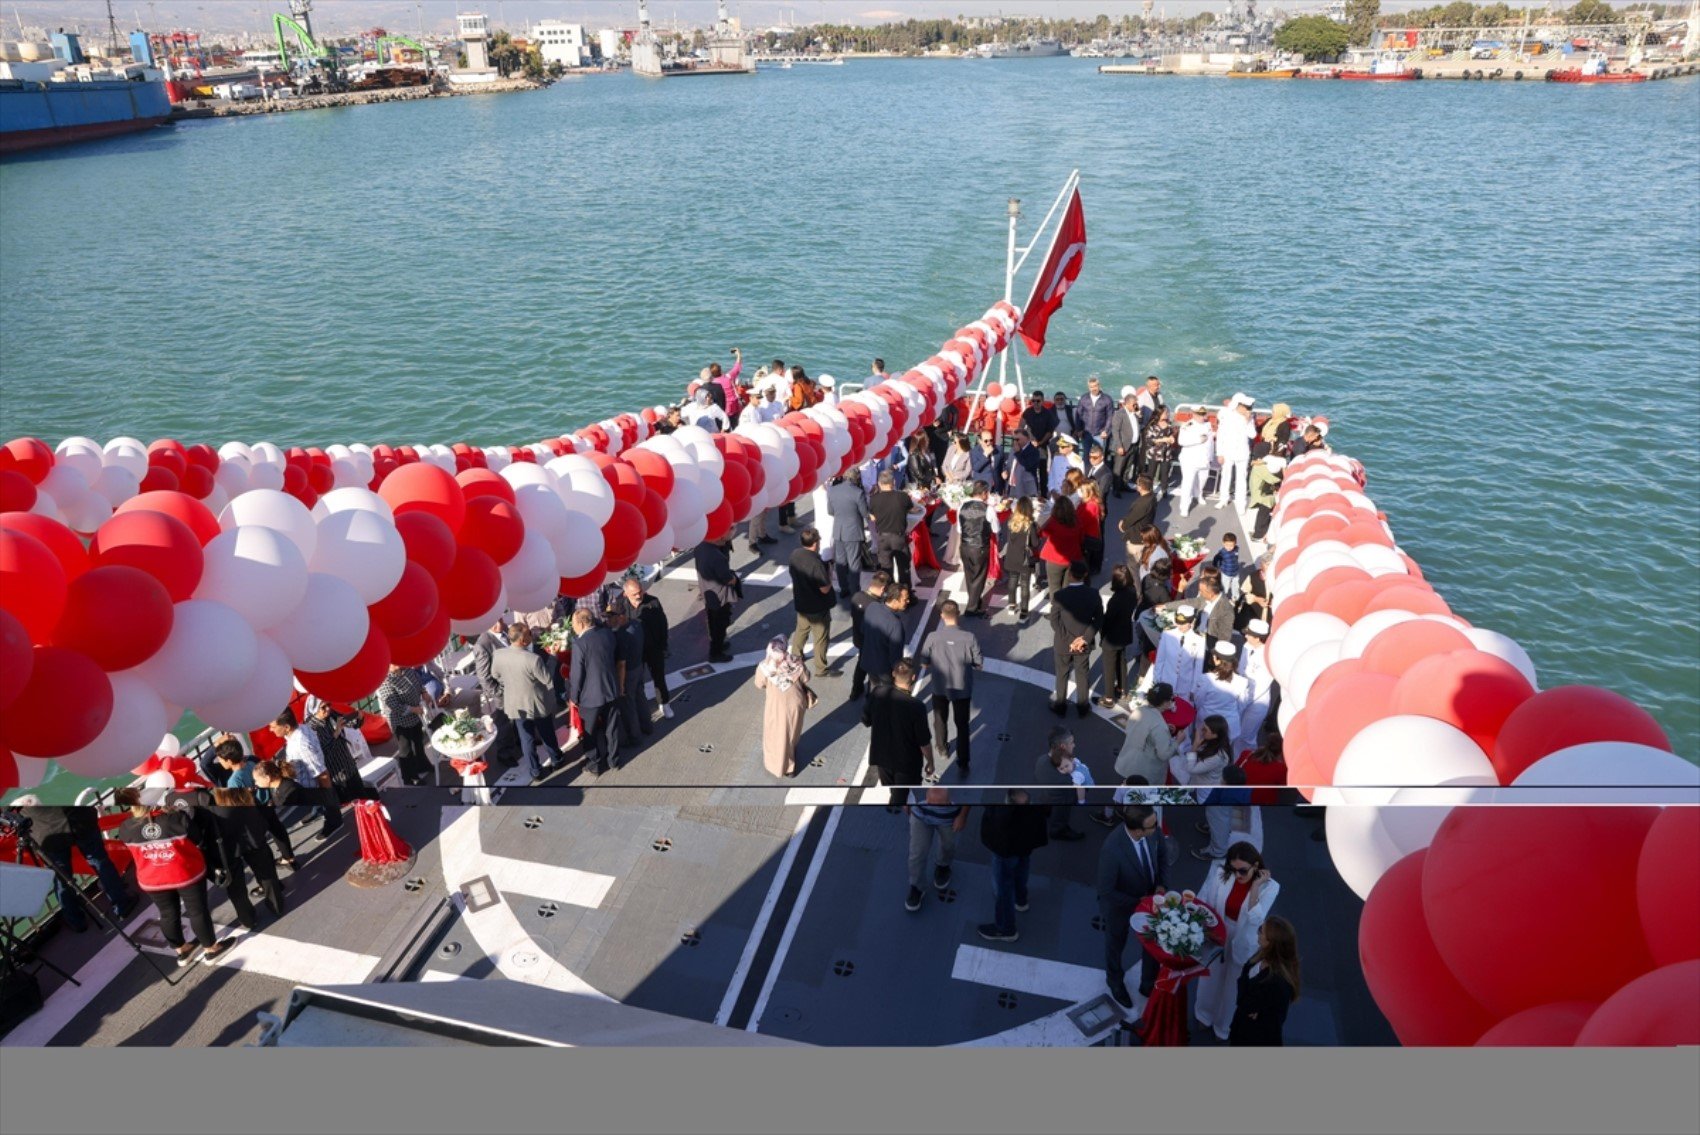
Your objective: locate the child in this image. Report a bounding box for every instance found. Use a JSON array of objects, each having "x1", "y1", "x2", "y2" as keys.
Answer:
[
  {"x1": 1095, "y1": 772, "x2": 1150, "y2": 827},
  {"x1": 1211, "y1": 532, "x2": 1242, "y2": 602}
]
